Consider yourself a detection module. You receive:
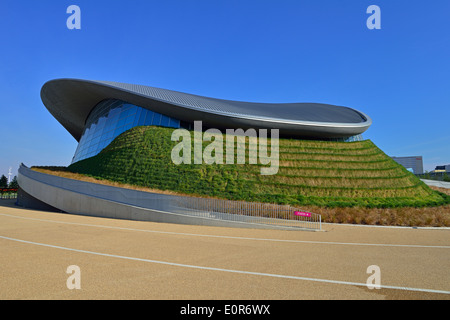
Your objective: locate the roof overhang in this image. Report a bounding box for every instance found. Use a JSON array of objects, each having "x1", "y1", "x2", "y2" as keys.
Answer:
[{"x1": 41, "y1": 78, "x2": 372, "y2": 141}]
